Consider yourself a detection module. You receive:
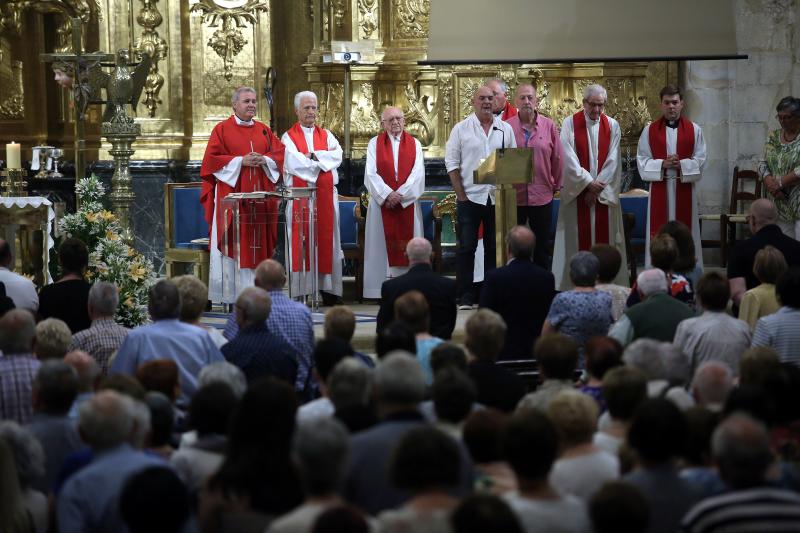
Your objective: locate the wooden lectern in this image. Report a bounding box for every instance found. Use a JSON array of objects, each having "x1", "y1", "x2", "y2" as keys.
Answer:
[{"x1": 474, "y1": 148, "x2": 533, "y2": 265}]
